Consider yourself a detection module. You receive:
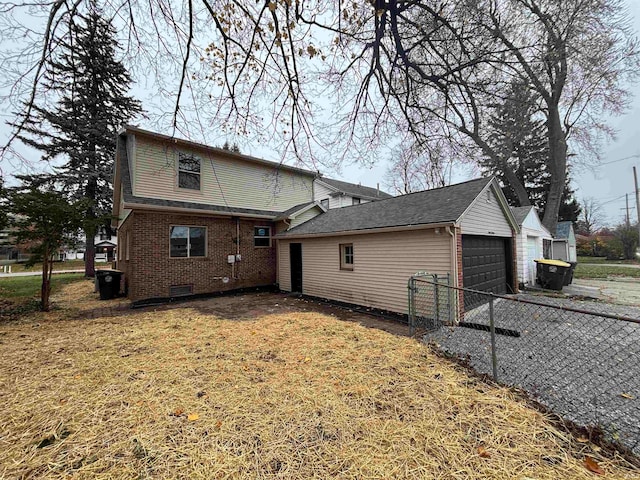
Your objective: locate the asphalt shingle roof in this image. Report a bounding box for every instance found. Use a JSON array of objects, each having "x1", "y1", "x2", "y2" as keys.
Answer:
[
  {"x1": 278, "y1": 177, "x2": 494, "y2": 237},
  {"x1": 510, "y1": 206, "x2": 533, "y2": 226},
  {"x1": 555, "y1": 221, "x2": 572, "y2": 239},
  {"x1": 319, "y1": 177, "x2": 393, "y2": 200},
  {"x1": 274, "y1": 202, "x2": 318, "y2": 221}
]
